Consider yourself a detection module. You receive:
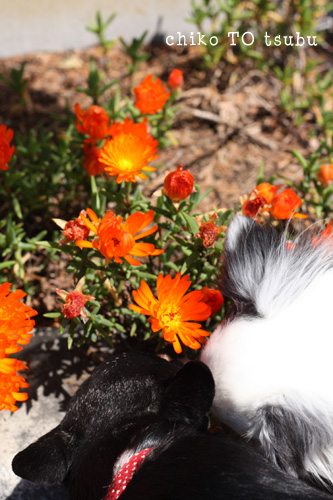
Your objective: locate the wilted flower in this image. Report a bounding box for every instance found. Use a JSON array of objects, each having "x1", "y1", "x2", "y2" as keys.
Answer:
[
  {"x1": 134, "y1": 75, "x2": 170, "y2": 115},
  {"x1": 200, "y1": 287, "x2": 224, "y2": 315},
  {"x1": 75, "y1": 103, "x2": 111, "y2": 142},
  {"x1": 242, "y1": 197, "x2": 267, "y2": 218},
  {"x1": 100, "y1": 130, "x2": 158, "y2": 183},
  {"x1": 0, "y1": 124, "x2": 15, "y2": 171},
  {"x1": 83, "y1": 143, "x2": 105, "y2": 177},
  {"x1": 168, "y1": 69, "x2": 183, "y2": 91},
  {"x1": 130, "y1": 272, "x2": 212, "y2": 354},
  {"x1": 317, "y1": 164, "x2": 333, "y2": 187},
  {"x1": 195, "y1": 213, "x2": 226, "y2": 248},
  {"x1": 76, "y1": 208, "x2": 164, "y2": 266},
  {"x1": 270, "y1": 188, "x2": 307, "y2": 220},
  {"x1": 53, "y1": 212, "x2": 90, "y2": 246},
  {"x1": 164, "y1": 166, "x2": 194, "y2": 202},
  {"x1": 56, "y1": 278, "x2": 95, "y2": 321}
]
